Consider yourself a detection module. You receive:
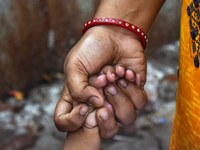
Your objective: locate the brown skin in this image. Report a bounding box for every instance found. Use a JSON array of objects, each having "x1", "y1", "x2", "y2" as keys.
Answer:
[
  {"x1": 63, "y1": 127, "x2": 101, "y2": 150},
  {"x1": 65, "y1": 25, "x2": 146, "y2": 107},
  {"x1": 54, "y1": 0, "x2": 165, "y2": 149},
  {"x1": 64, "y1": 0, "x2": 166, "y2": 107},
  {"x1": 54, "y1": 28, "x2": 148, "y2": 129},
  {"x1": 59, "y1": 68, "x2": 137, "y2": 150}
]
